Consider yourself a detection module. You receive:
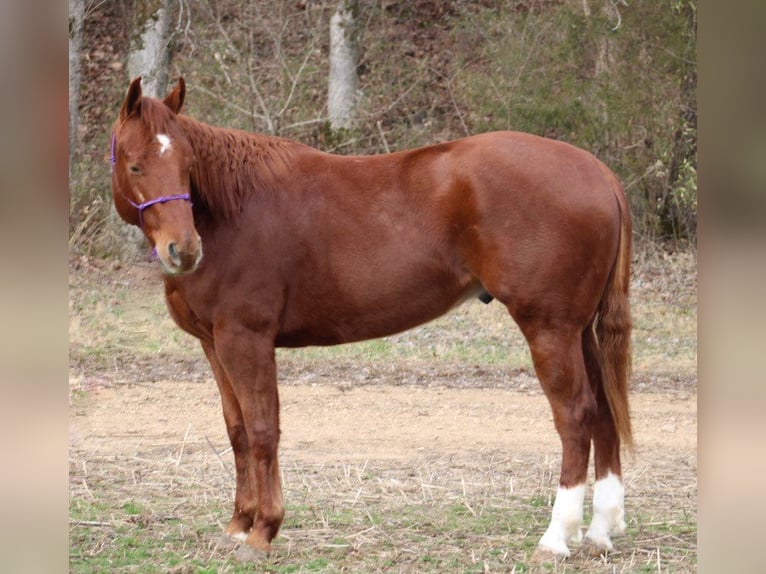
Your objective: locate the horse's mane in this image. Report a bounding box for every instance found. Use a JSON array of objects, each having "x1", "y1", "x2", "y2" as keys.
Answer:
[{"x1": 139, "y1": 97, "x2": 297, "y2": 222}]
